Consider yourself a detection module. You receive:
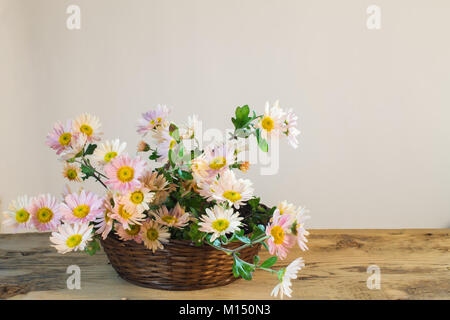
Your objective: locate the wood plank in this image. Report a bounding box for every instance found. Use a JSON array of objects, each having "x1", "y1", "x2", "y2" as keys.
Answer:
[{"x1": 0, "y1": 229, "x2": 449, "y2": 300}]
